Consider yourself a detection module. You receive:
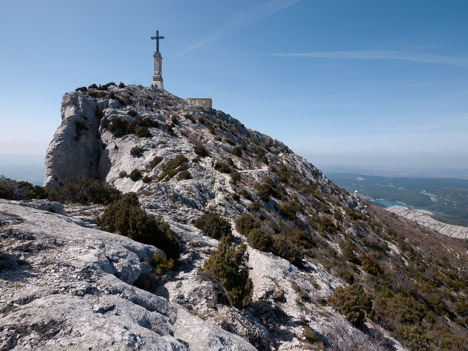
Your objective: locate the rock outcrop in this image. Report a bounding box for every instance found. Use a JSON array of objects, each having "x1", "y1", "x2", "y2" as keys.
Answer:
[
  {"x1": 0, "y1": 200, "x2": 257, "y2": 351},
  {"x1": 12, "y1": 83, "x2": 465, "y2": 350},
  {"x1": 386, "y1": 206, "x2": 468, "y2": 239}
]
